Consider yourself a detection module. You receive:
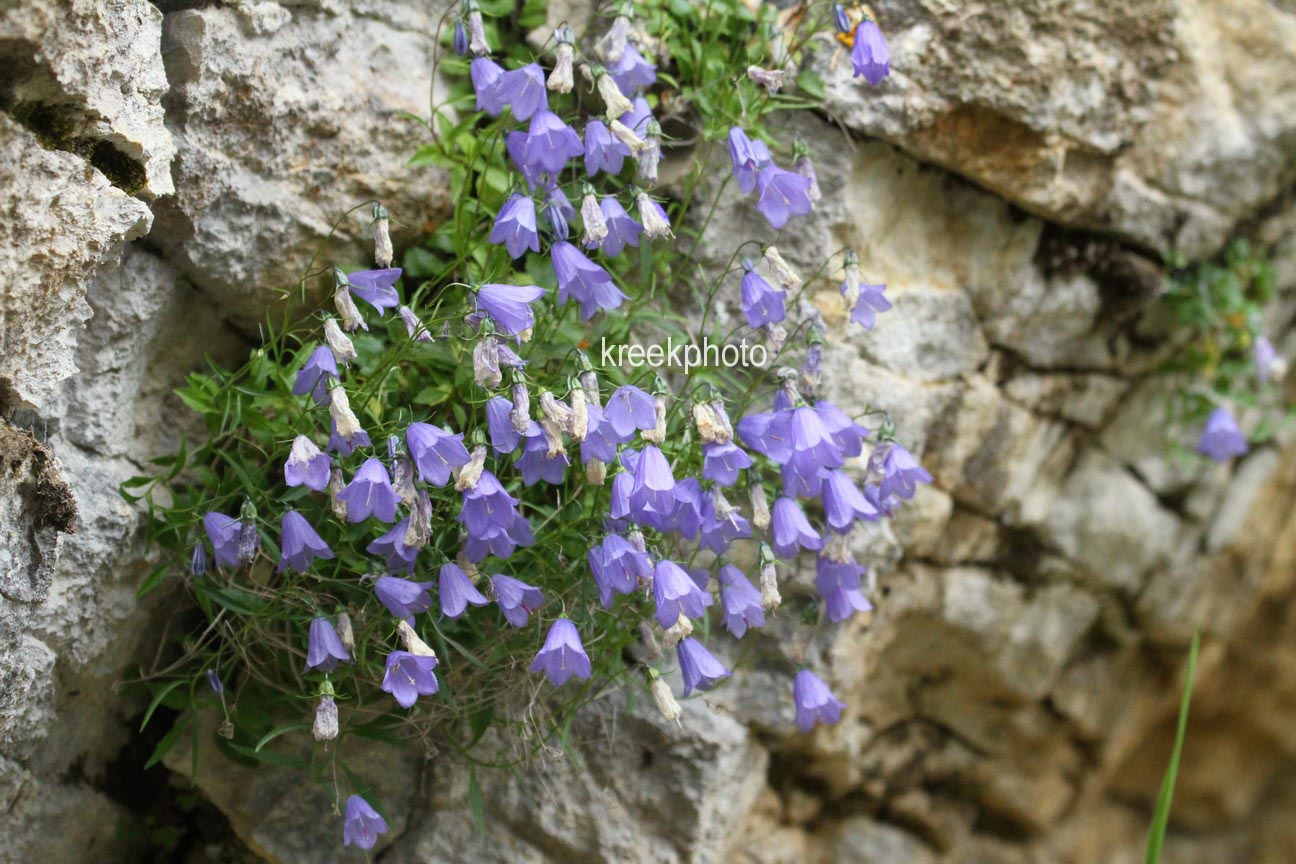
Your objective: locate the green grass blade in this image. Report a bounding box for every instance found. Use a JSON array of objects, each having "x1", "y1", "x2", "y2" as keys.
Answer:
[{"x1": 1144, "y1": 628, "x2": 1201, "y2": 864}]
